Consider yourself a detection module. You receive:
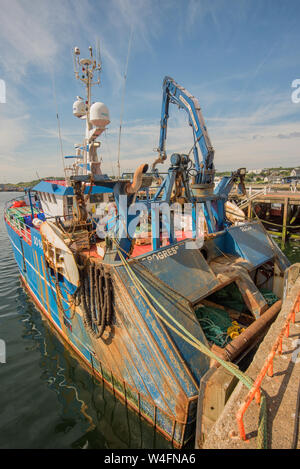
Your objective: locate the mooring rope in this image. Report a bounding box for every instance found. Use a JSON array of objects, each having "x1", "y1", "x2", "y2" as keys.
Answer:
[{"x1": 252, "y1": 212, "x2": 300, "y2": 230}]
